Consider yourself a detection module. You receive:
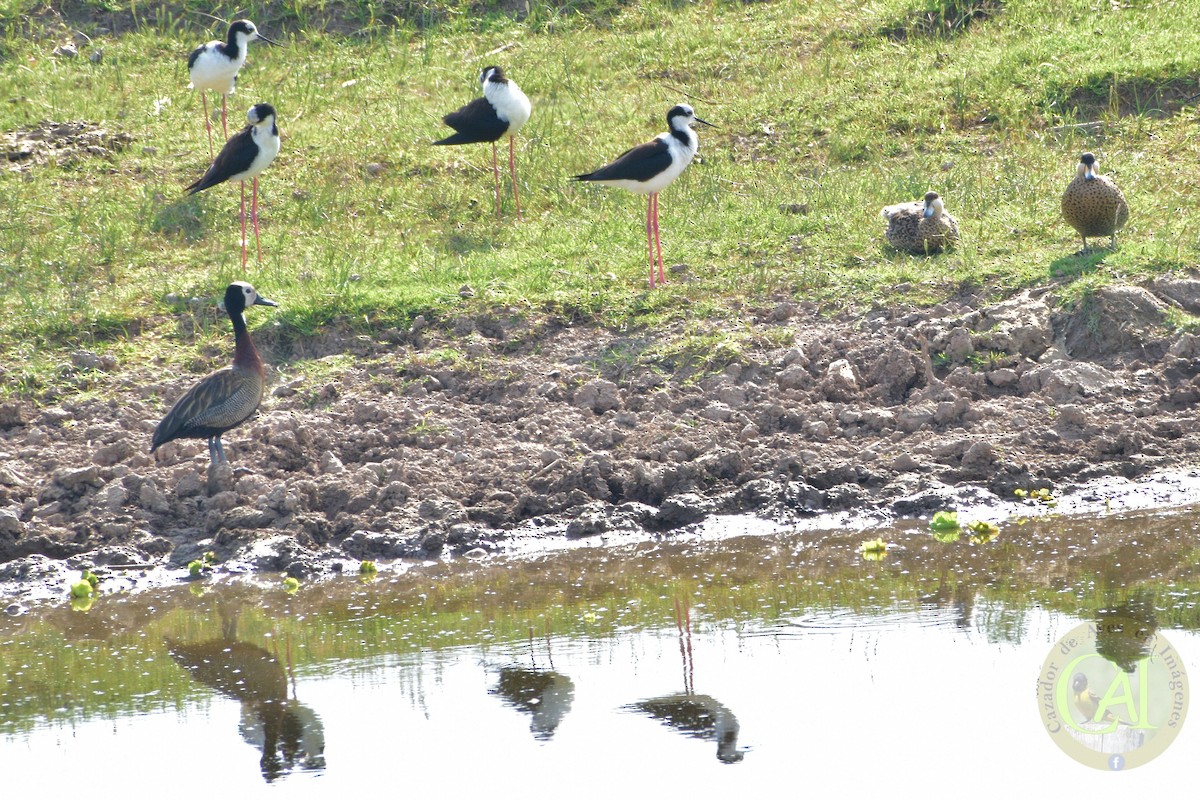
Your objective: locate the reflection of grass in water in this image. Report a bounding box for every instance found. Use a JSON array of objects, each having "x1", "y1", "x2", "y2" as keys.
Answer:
[{"x1": 5, "y1": 506, "x2": 1200, "y2": 734}]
